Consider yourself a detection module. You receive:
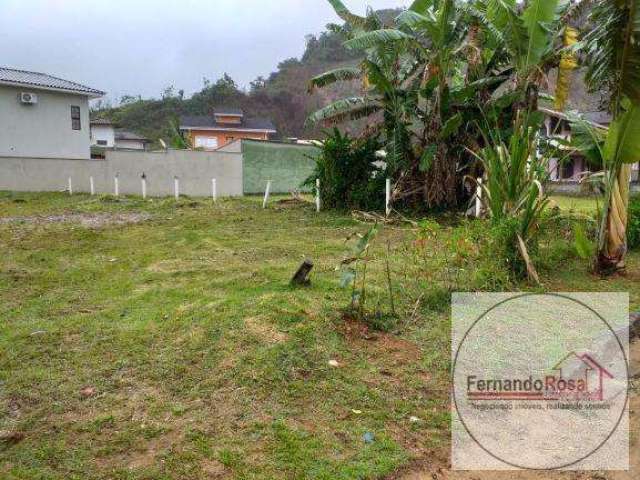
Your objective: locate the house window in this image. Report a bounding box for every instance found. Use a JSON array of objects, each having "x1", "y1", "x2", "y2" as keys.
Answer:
[
  {"x1": 194, "y1": 136, "x2": 218, "y2": 150},
  {"x1": 97, "y1": 140, "x2": 107, "y2": 146},
  {"x1": 71, "y1": 106, "x2": 81, "y2": 130}
]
